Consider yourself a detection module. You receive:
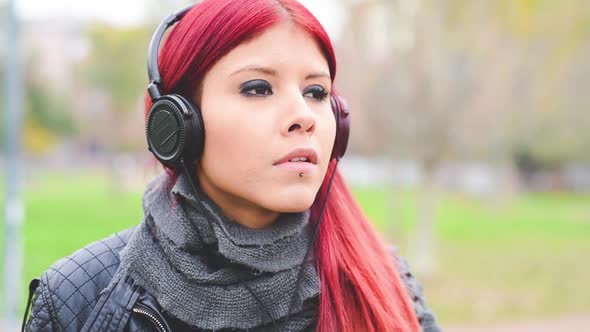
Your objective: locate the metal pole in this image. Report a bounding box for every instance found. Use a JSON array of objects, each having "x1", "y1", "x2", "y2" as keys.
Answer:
[{"x1": 3, "y1": 0, "x2": 25, "y2": 329}]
